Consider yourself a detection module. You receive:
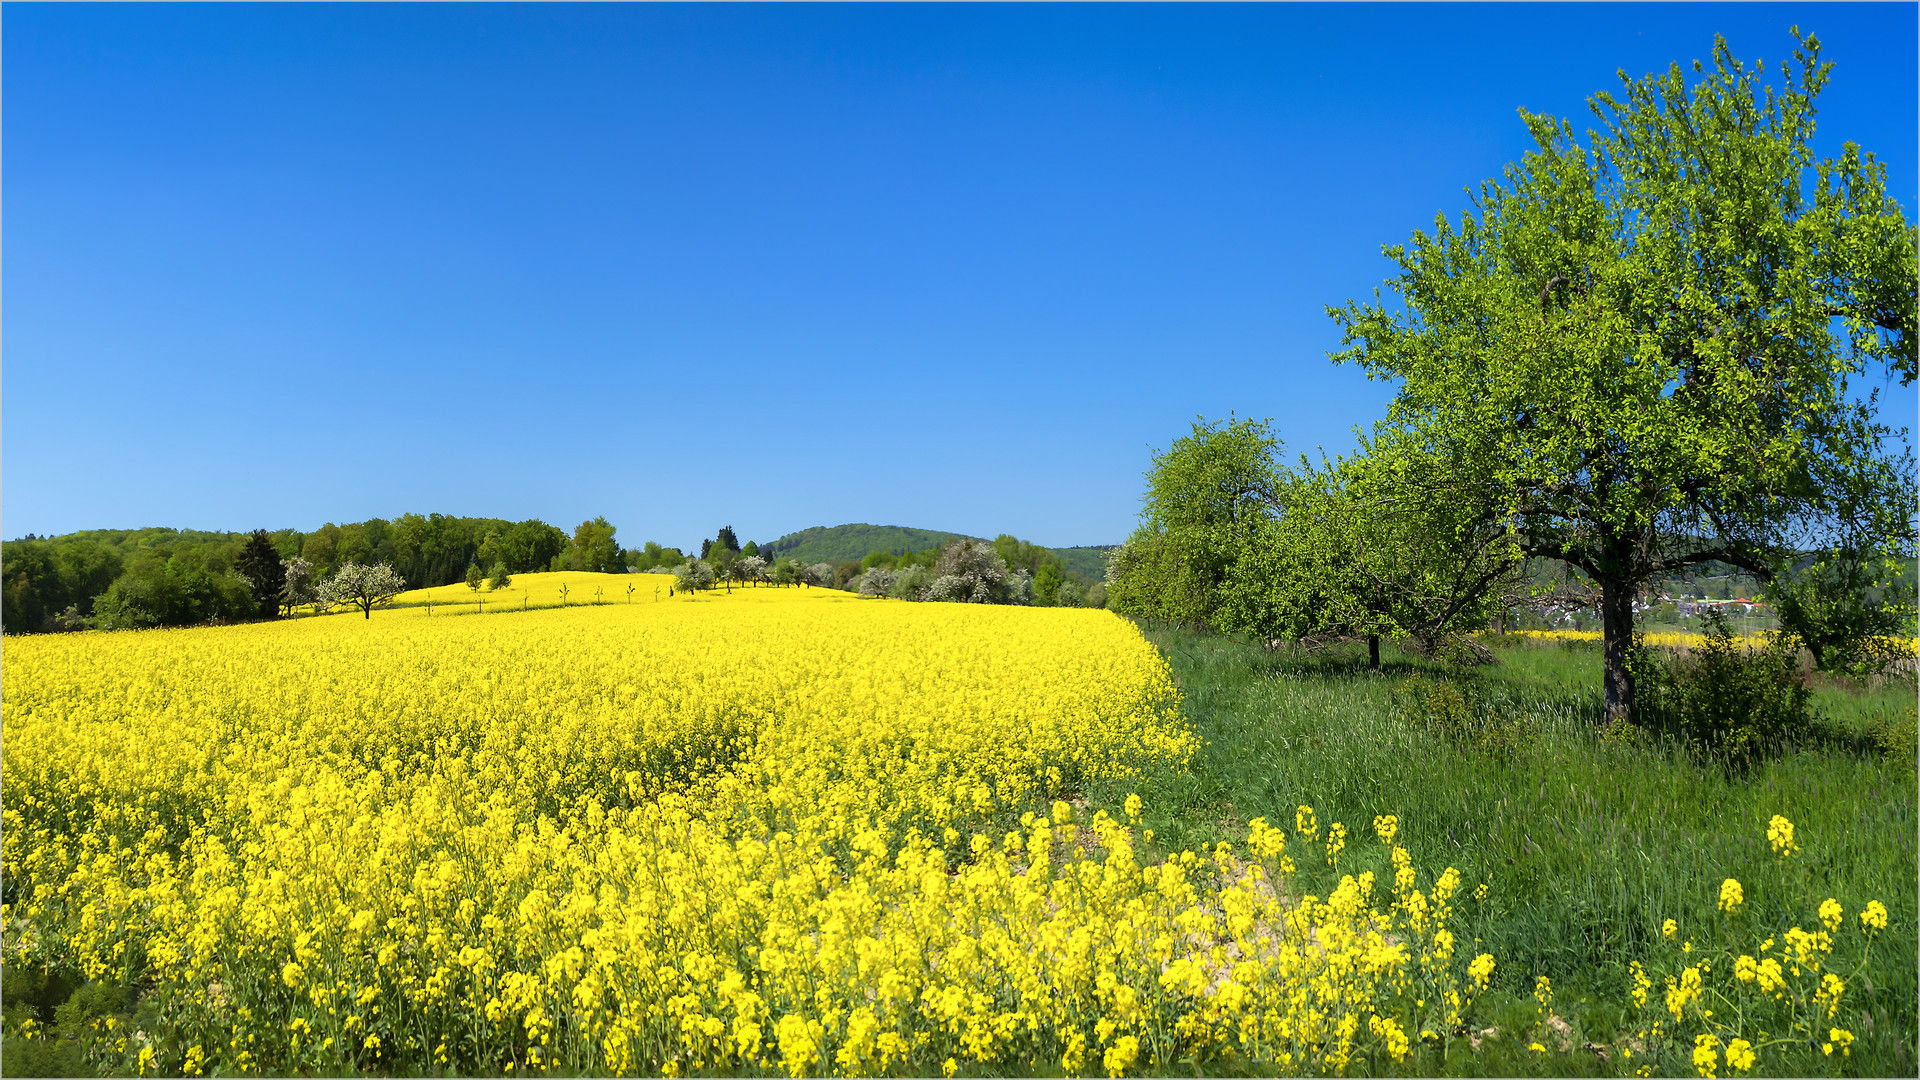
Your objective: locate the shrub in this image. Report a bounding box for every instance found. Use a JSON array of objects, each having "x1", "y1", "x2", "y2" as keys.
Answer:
[
  {"x1": 92, "y1": 564, "x2": 256, "y2": 630},
  {"x1": 923, "y1": 539, "x2": 1029, "y2": 605},
  {"x1": 673, "y1": 559, "x2": 716, "y2": 593},
  {"x1": 888, "y1": 565, "x2": 930, "y2": 601},
  {"x1": 1394, "y1": 674, "x2": 1534, "y2": 759},
  {"x1": 856, "y1": 567, "x2": 896, "y2": 598},
  {"x1": 1636, "y1": 611, "x2": 1814, "y2": 760},
  {"x1": 1872, "y1": 702, "x2": 1917, "y2": 764}
]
